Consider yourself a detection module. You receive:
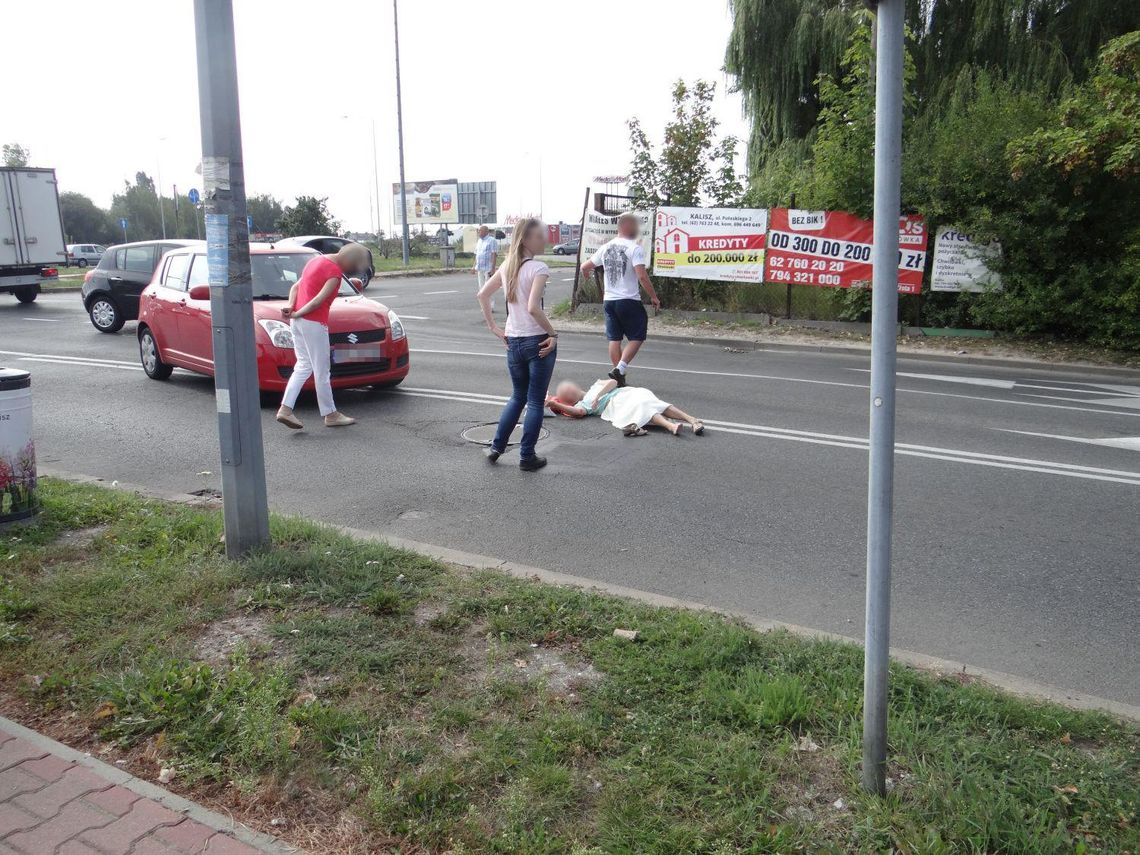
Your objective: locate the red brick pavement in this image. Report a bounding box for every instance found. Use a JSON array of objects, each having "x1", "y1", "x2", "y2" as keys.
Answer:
[{"x1": 0, "y1": 727, "x2": 290, "y2": 855}]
